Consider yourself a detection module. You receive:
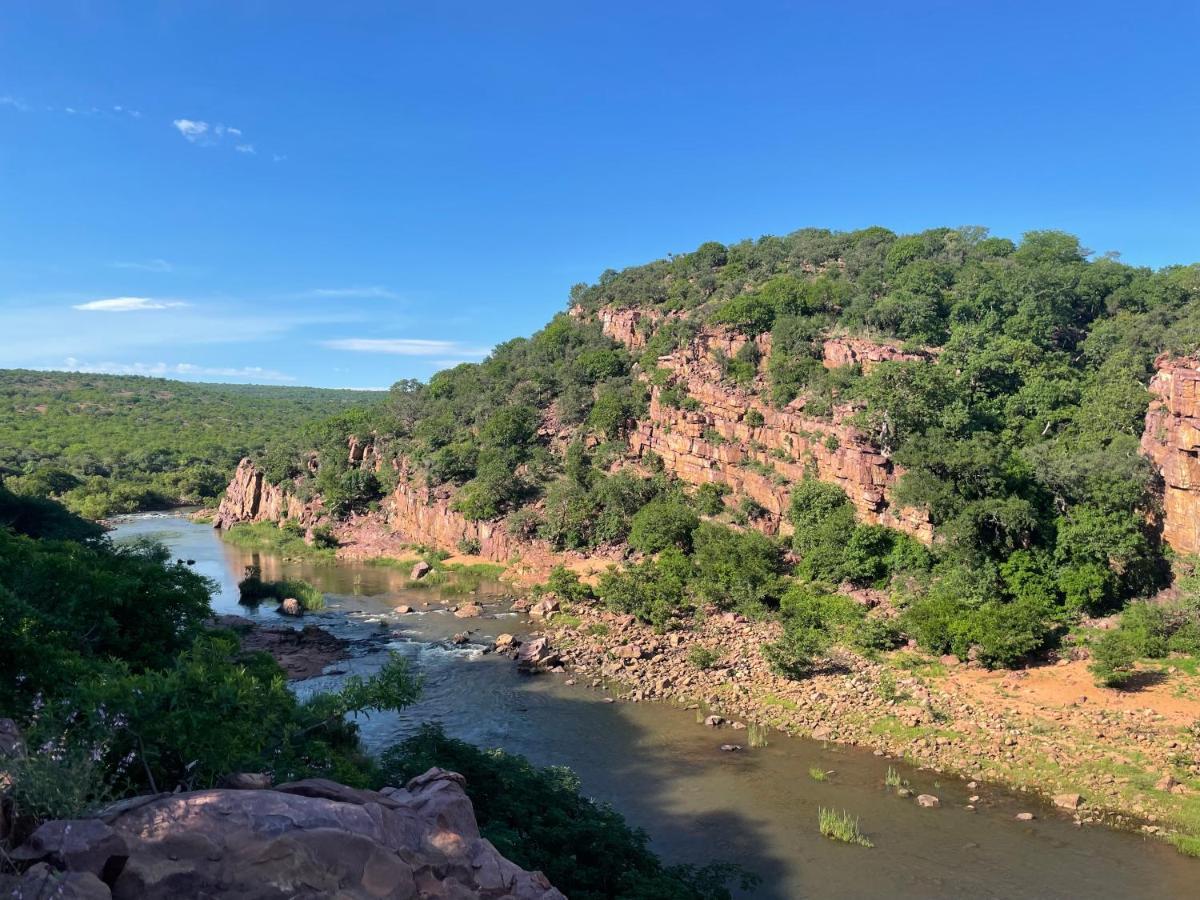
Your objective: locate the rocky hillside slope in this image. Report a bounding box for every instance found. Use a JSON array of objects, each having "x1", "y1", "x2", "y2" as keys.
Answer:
[
  {"x1": 1, "y1": 764, "x2": 563, "y2": 899},
  {"x1": 1142, "y1": 353, "x2": 1200, "y2": 555}
]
